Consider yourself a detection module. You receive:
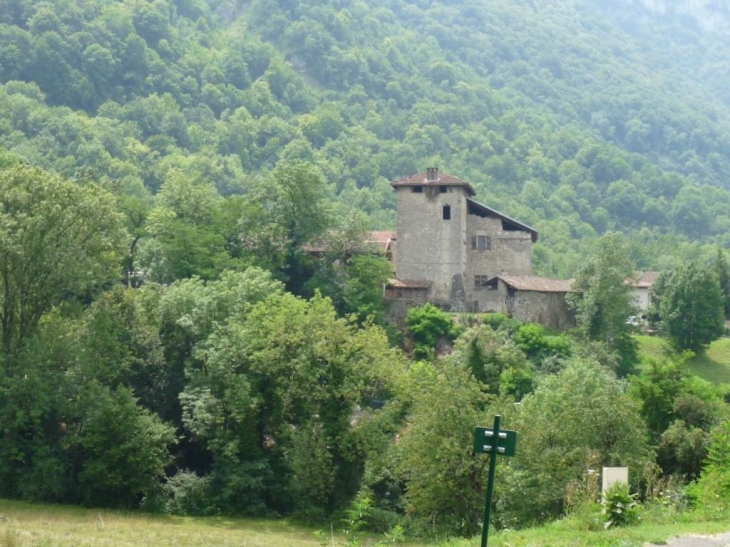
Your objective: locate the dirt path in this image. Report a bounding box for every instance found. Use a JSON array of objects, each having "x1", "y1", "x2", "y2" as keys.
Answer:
[{"x1": 649, "y1": 532, "x2": 730, "y2": 547}]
